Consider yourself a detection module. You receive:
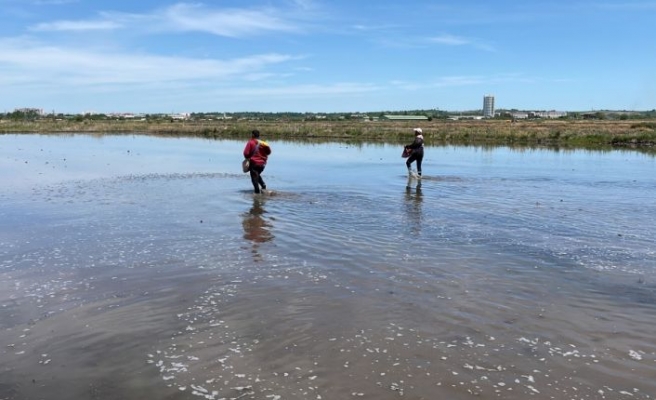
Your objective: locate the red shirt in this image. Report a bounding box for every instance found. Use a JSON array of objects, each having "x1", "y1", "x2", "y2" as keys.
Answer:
[{"x1": 243, "y1": 138, "x2": 271, "y2": 166}]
